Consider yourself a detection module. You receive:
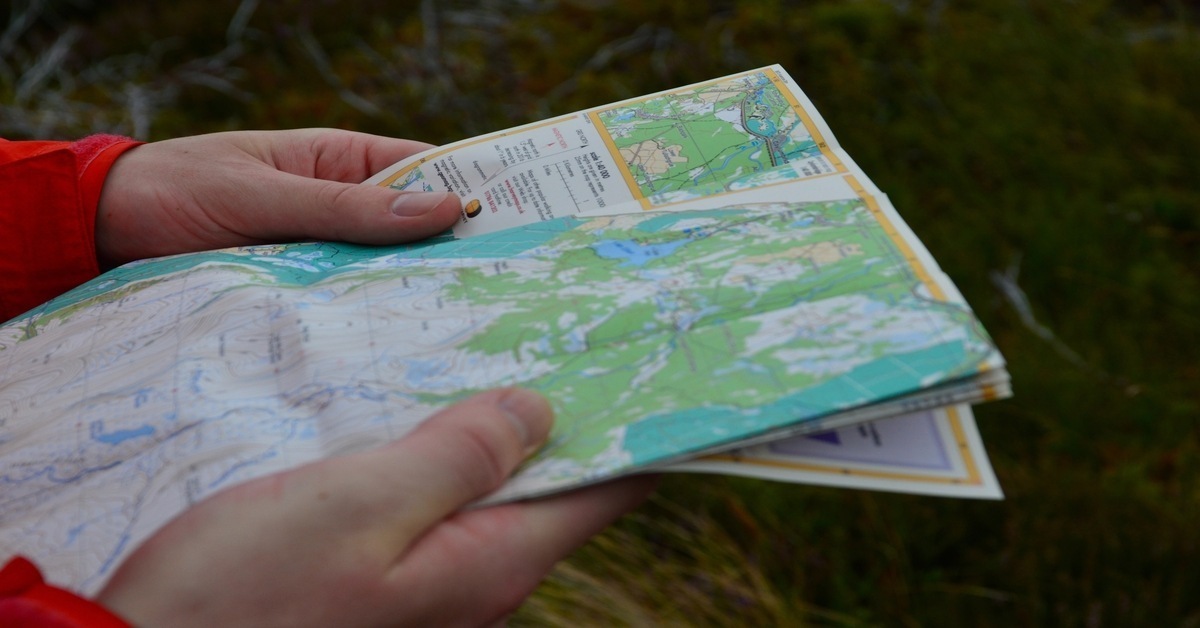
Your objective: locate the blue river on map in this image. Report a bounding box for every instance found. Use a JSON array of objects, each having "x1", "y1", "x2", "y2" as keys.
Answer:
[
  {"x1": 22, "y1": 216, "x2": 584, "y2": 322},
  {"x1": 632, "y1": 210, "x2": 745, "y2": 234}
]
